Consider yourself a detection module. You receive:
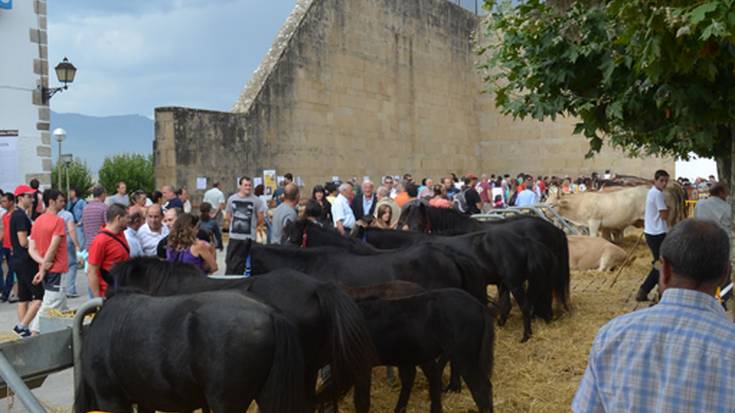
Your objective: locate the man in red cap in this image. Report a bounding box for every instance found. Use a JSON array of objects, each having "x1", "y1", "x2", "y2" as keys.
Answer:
[{"x1": 8, "y1": 185, "x2": 43, "y2": 337}]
